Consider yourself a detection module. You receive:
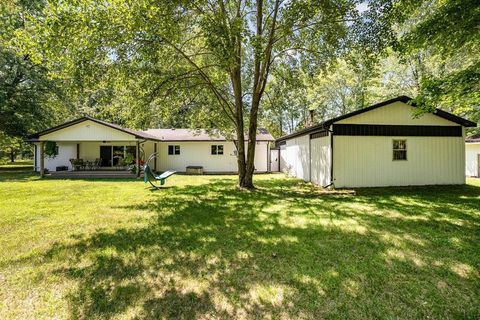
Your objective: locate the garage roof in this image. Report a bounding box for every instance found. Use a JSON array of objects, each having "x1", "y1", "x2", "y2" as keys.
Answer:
[{"x1": 276, "y1": 96, "x2": 477, "y2": 143}]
